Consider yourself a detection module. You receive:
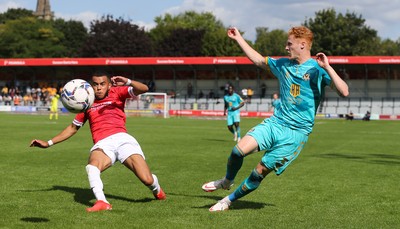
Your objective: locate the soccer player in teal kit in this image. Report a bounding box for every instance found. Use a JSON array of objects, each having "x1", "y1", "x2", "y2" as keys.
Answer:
[
  {"x1": 224, "y1": 85, "x2": 245, "y2": 142},
  {"x1": 202, "y1": 26, "x2": 349, "y2": 211}
]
